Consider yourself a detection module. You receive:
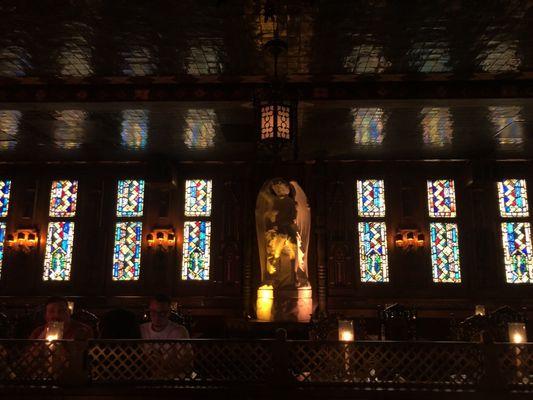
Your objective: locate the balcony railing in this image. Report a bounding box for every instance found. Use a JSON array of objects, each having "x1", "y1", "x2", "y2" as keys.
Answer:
[{"x1": 0, "y1": 334, "x2": 532, "y2": 395}]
